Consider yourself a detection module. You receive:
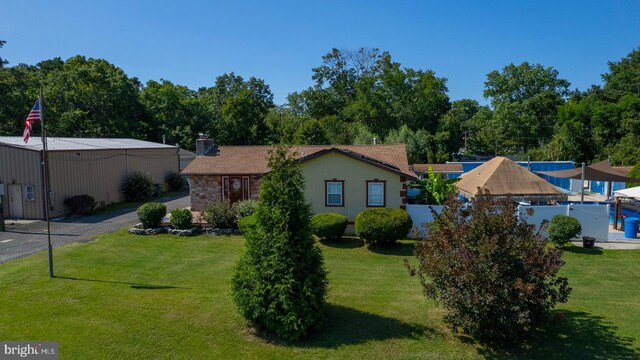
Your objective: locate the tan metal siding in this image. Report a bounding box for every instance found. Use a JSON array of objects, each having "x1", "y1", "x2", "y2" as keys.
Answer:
[
  {"x1": 1, "y1": 145, "x2": 179, "y2": 219},
  {"x1": 0, "y1": 145, "x2": 44, "y2": 219},
  {"x1": 48, "y1": 149, "x2": 126, "y2": 217},
  {"x1": 47, "y1": 148, "x2": 179, "y2": 218},
  {"x1": 125, "y1": 148, "x2": 181, "y2": 185}
]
